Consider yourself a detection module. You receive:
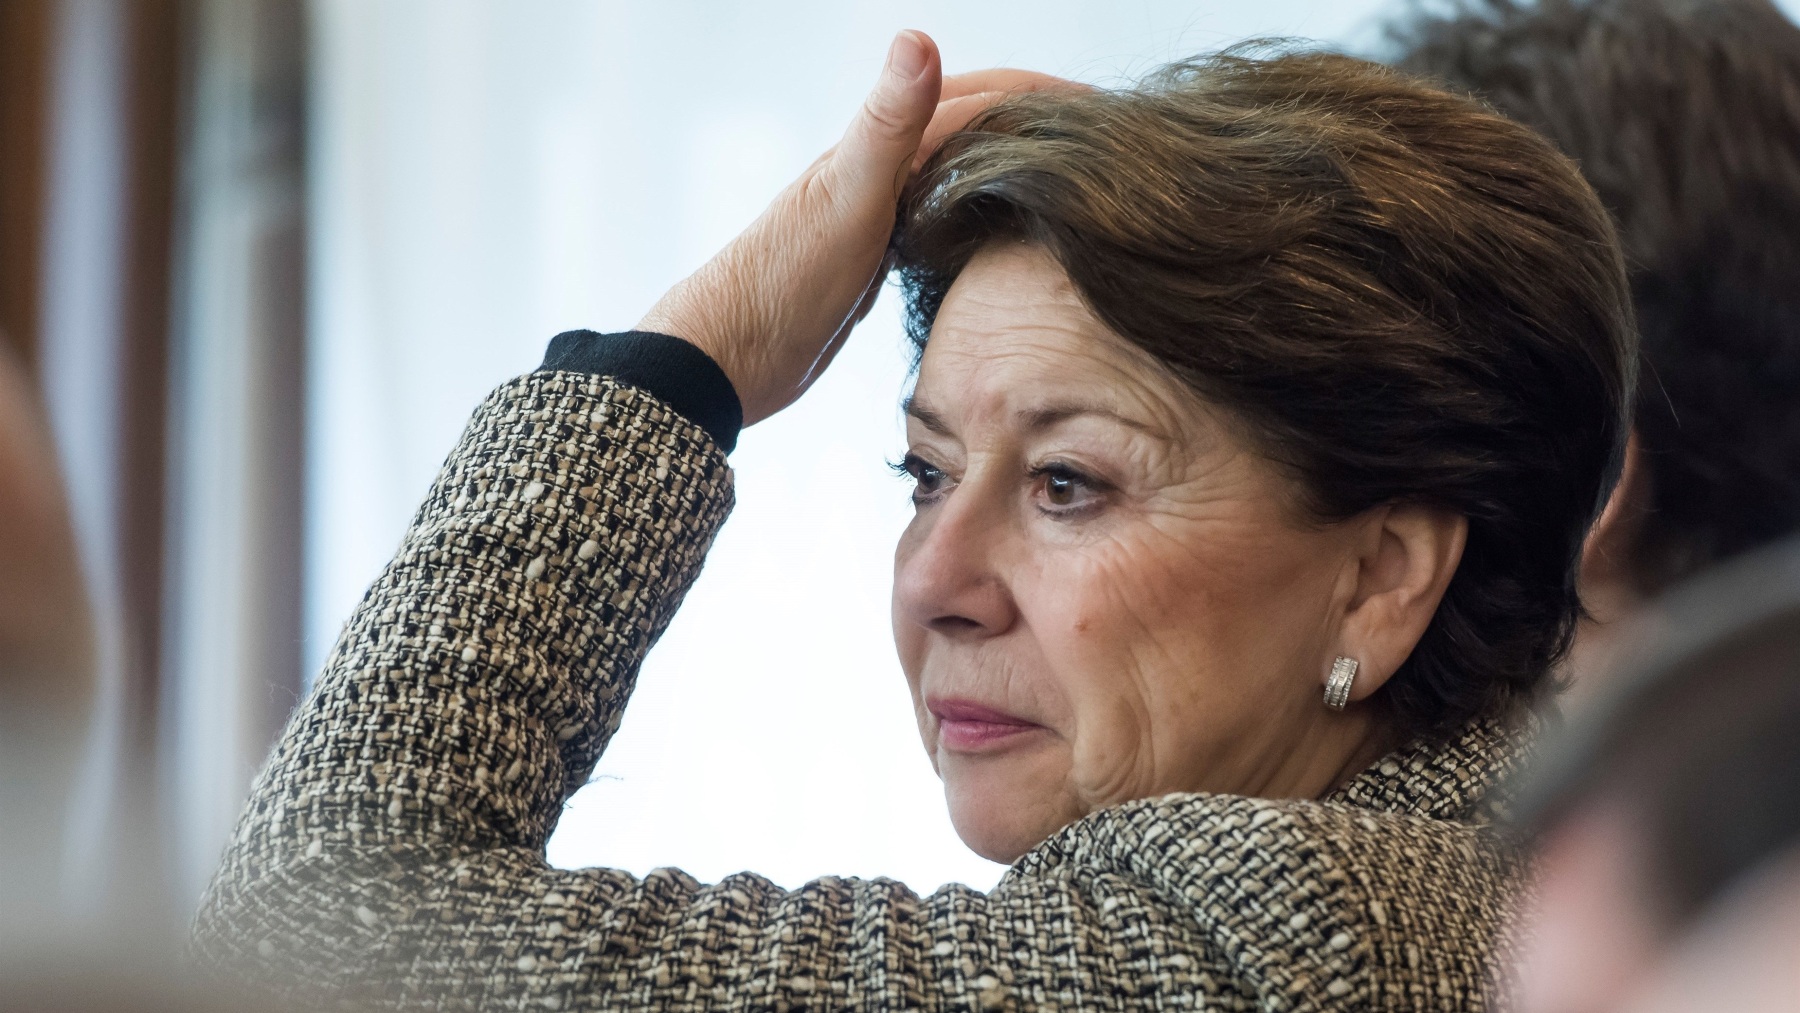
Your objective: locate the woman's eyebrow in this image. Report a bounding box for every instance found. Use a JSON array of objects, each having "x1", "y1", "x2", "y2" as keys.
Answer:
[
  {"x1": 1017, "y1": 402, "x2": 1157, "y2": 436},
  {"x1": 902, "y1": 396, "x2": 952, "y2": 435},
  {"x1": 904, "y1": 396, "x2": 1162, "y2": 438}
]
